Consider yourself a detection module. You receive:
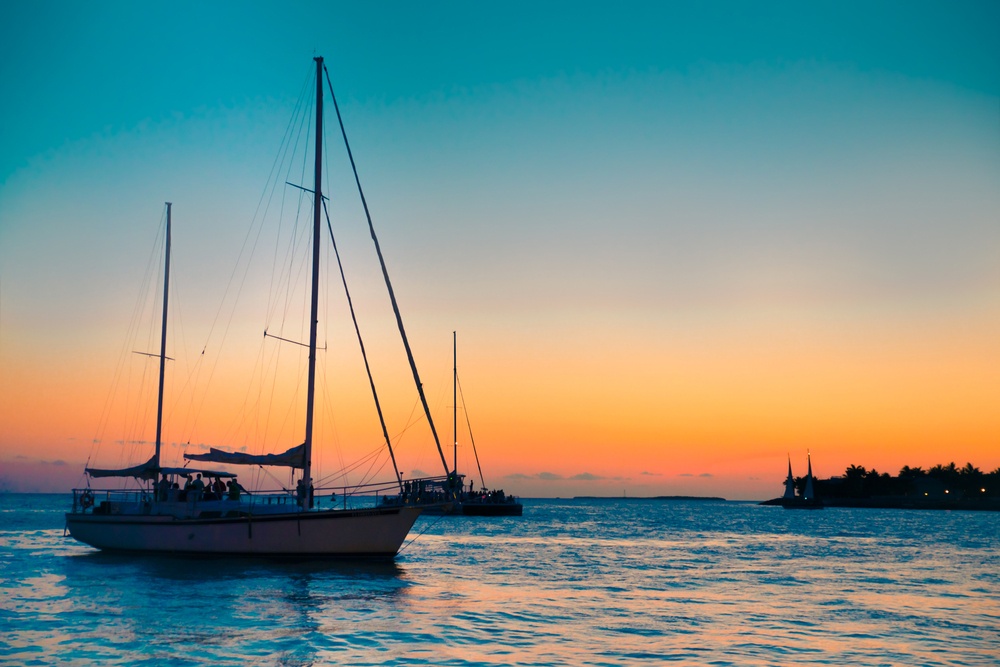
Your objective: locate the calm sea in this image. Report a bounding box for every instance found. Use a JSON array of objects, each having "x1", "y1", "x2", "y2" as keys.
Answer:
[{"x1": 1, "y1": 494, "x2": 997, "y2": 666}]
